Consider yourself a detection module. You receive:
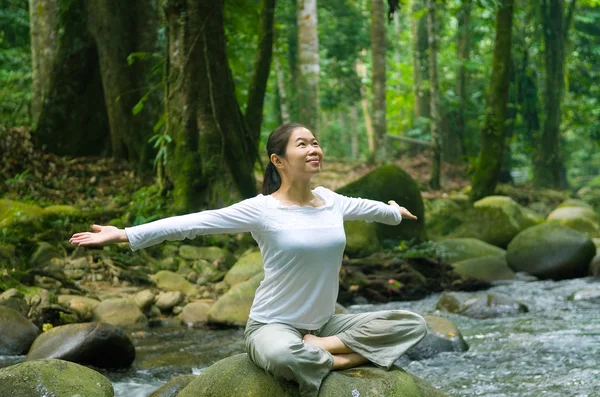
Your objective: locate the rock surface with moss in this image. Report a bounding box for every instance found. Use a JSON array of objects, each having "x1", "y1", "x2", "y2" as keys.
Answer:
[
  {"x1": 0, "y1": 305, "x2": 40, "y2": 355},
  {"x1": 451, "y1": 256, "x2": 516, "y2": 282},
  {"x1": 336, "y1": 165, "x2": 426, "y2": 243},
  {"x1": 0, "y1": 358, "x2": 114, "y2": 397},
  {"x1": 177, "y1": 353, "x2": 447, "y2": 397},
  {"x1": 507, "y1": 223, "x2": 596, "y2": 280},
  {"x1": 405, "y1": 315, "x2": 469, "y2": 360},
  {"x1": 344, "y1": 220, "x2": 382, "y2": 256},
  {"x1": 437, "y1": 238, "x2": 506, "y2": 264},
  {"x1": 208, "y1": 272, "x2": 264, "y2": 327},
  {"x1": 546, "y1": 206, "x2": 600, "y2": 237},
  {"x1": 149, "y1": 374, "x2": 198, "y2": 397},
  {"x1": 224, "y1": 250, "x2": 264, "y2": 286}
]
